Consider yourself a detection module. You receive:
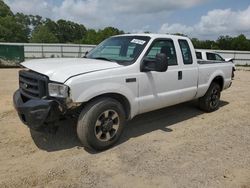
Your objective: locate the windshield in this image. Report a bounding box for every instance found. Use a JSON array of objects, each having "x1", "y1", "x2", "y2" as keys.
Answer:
[{"x1": 86, "y1": 36, "x2": 150, "y2": 65}]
